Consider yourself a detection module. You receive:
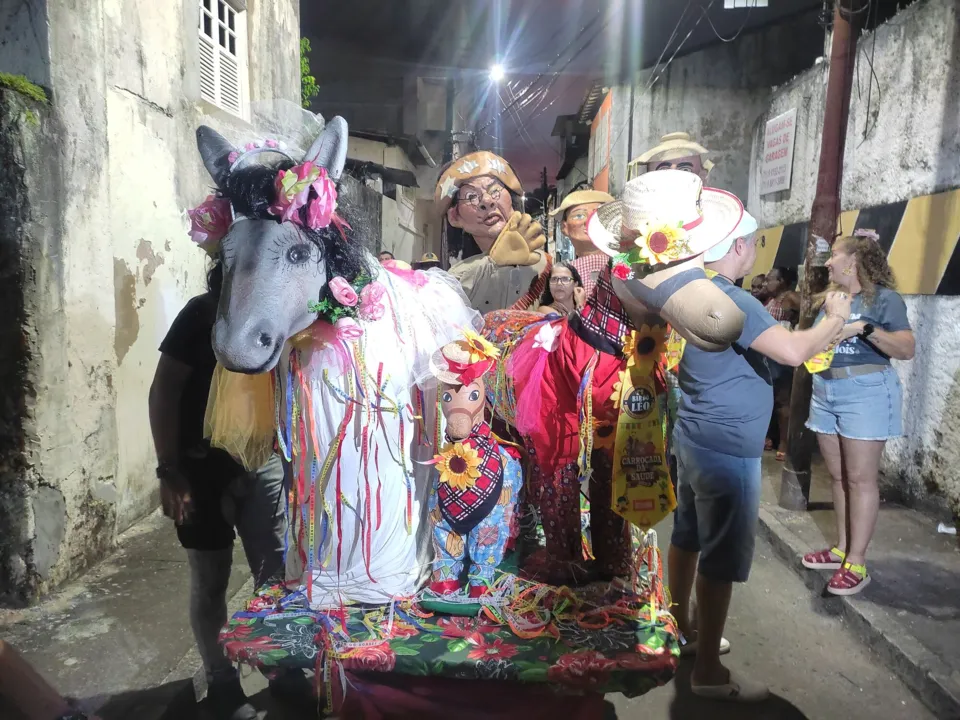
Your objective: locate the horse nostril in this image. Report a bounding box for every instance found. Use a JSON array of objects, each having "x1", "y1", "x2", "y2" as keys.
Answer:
[{"x1": 256, "y1": 332, "x2": 273, "y2": 349}]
